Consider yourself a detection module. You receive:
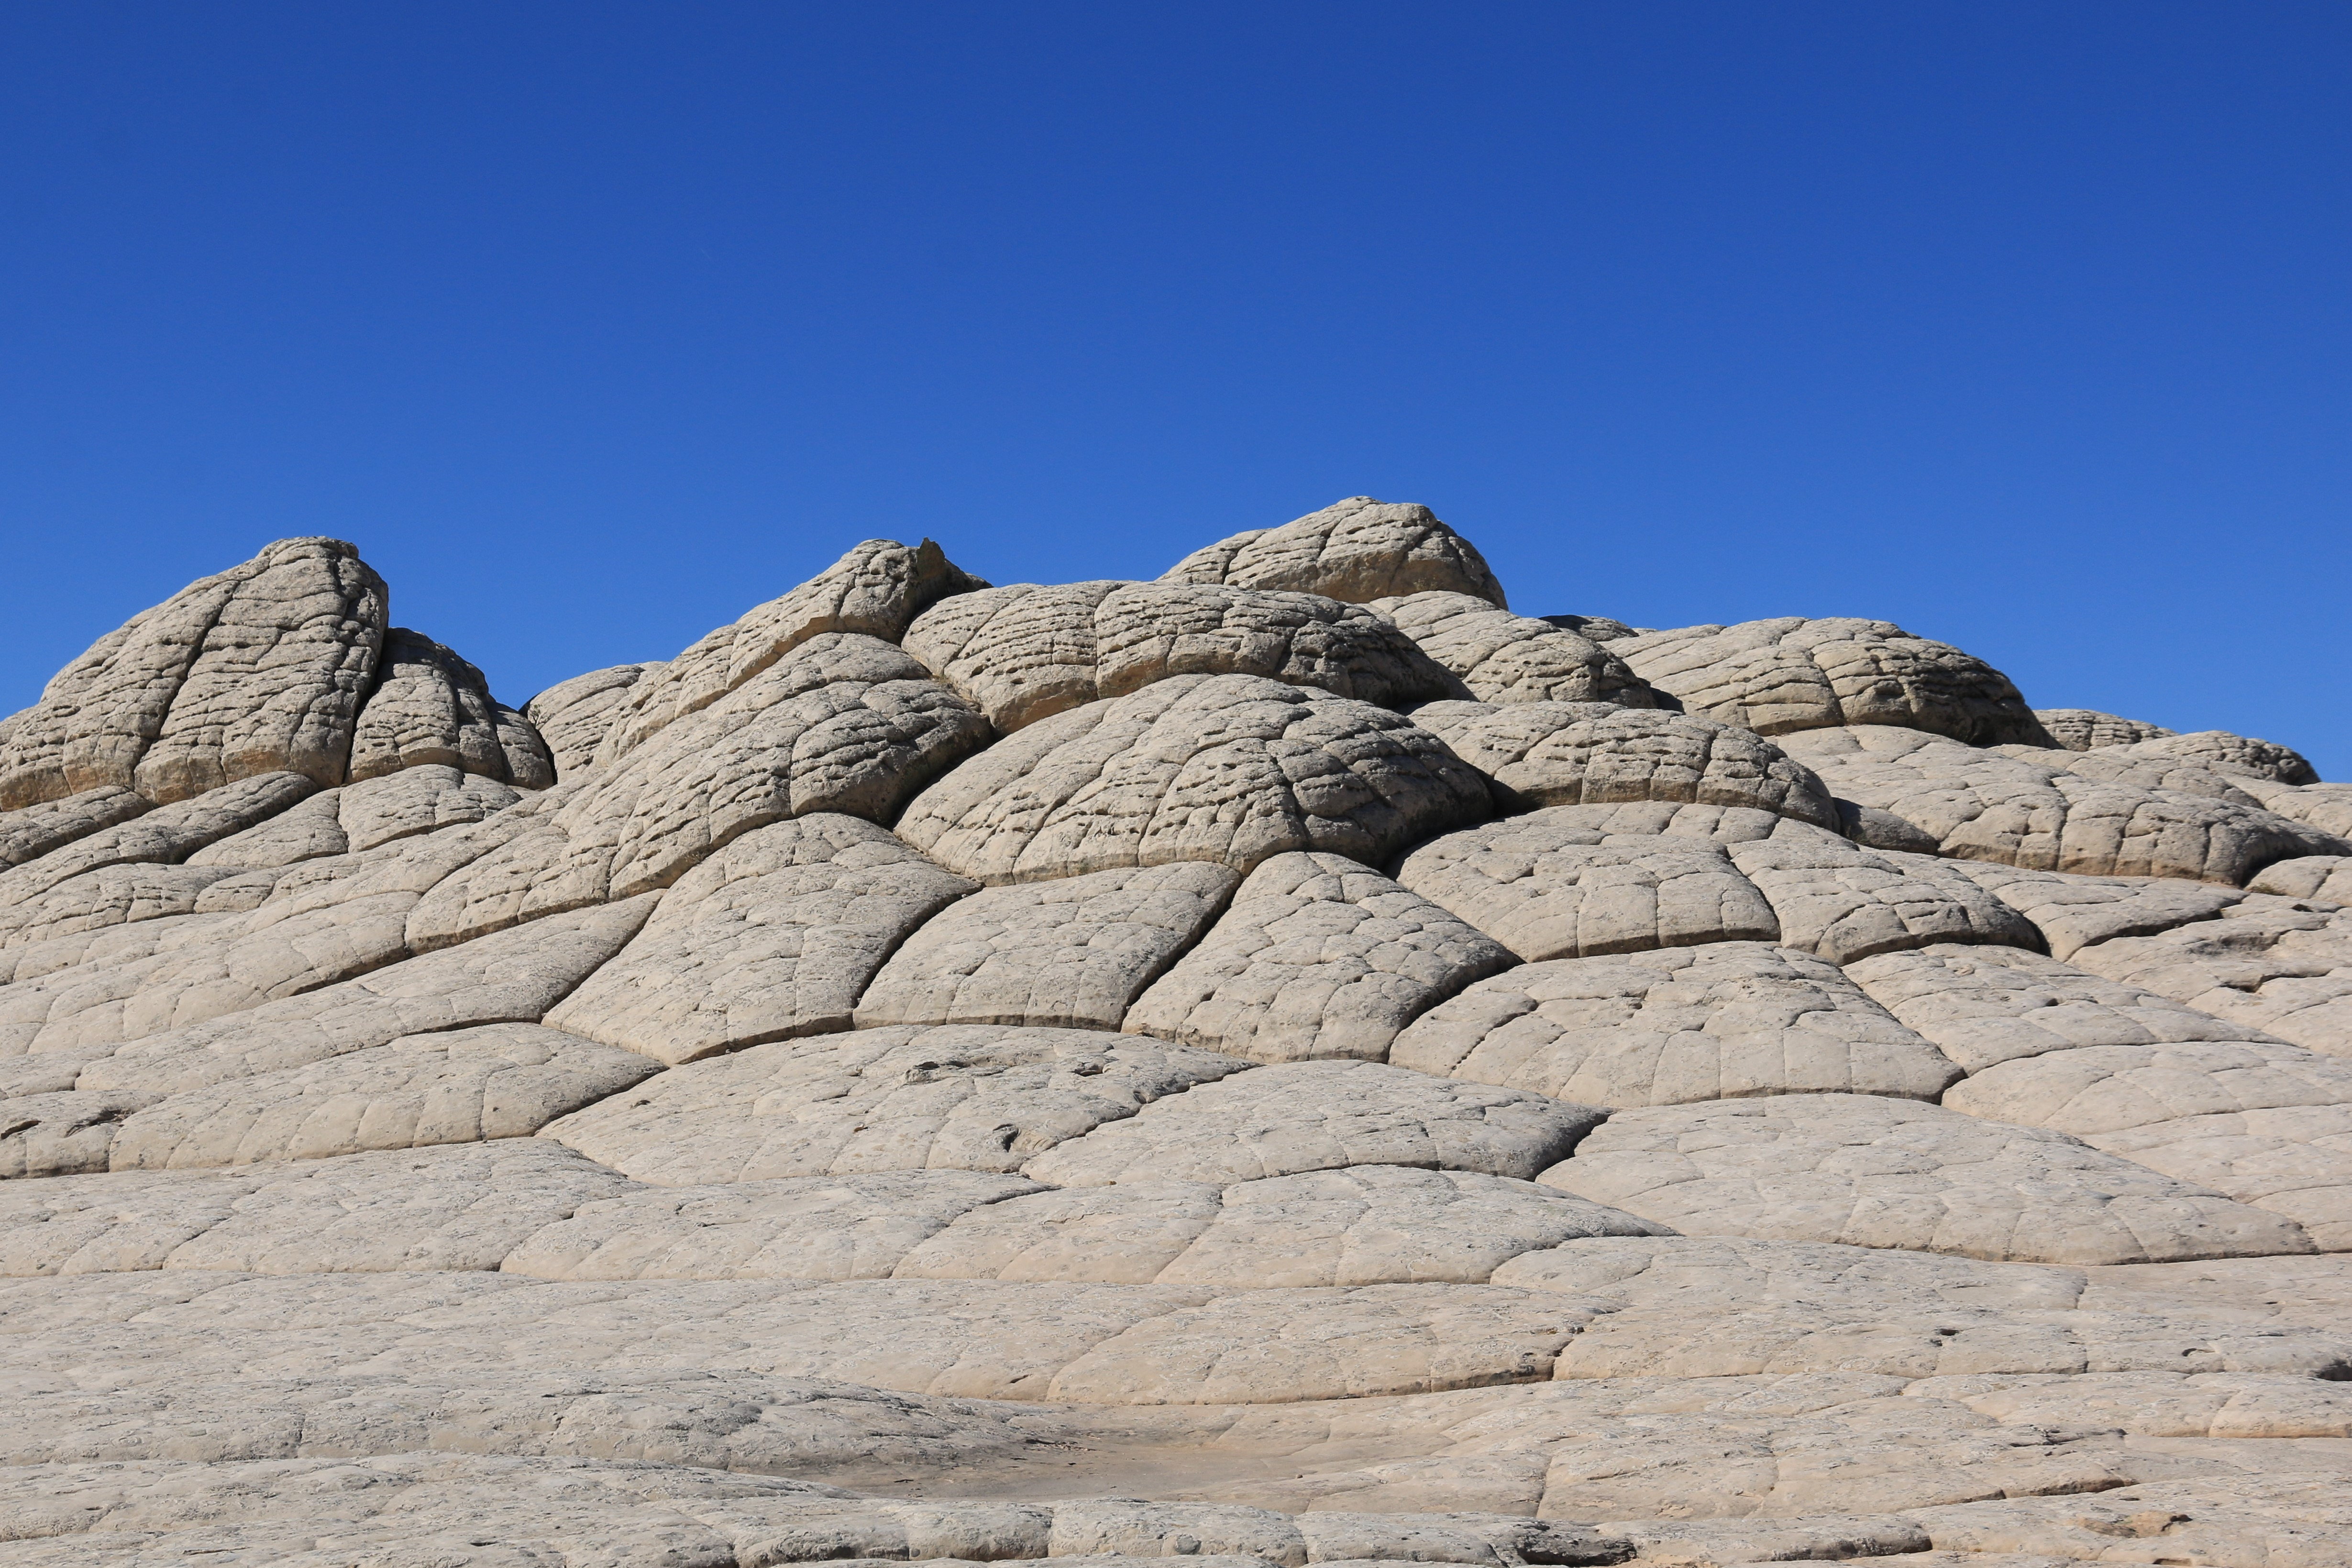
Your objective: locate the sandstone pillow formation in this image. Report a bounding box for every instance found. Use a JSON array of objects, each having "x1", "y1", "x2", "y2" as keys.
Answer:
[{"x1": 2, "y1": 498, "x2": 2350, "y2": 1562}]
